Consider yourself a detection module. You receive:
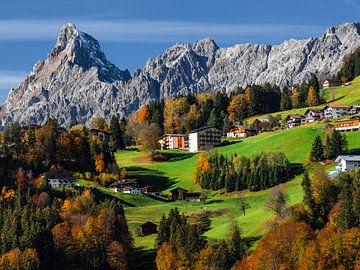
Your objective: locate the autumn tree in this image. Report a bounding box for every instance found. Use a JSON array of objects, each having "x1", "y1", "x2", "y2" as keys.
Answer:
[
  {"x1": 306, "y1": 85, "x2": 320, "y2": 106},
  {"x1": 228, "y1": 94, "x2": 248, "y2": 123},
  {"x1": 137, "y1": 122, "x2": 161, "y2": 160},
  {"x1": 137, "y1": 105, "x2": 150, "y2": 124},
  {"x1": 90, "y1": 116, "x2": 107, "y2": 130}
]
